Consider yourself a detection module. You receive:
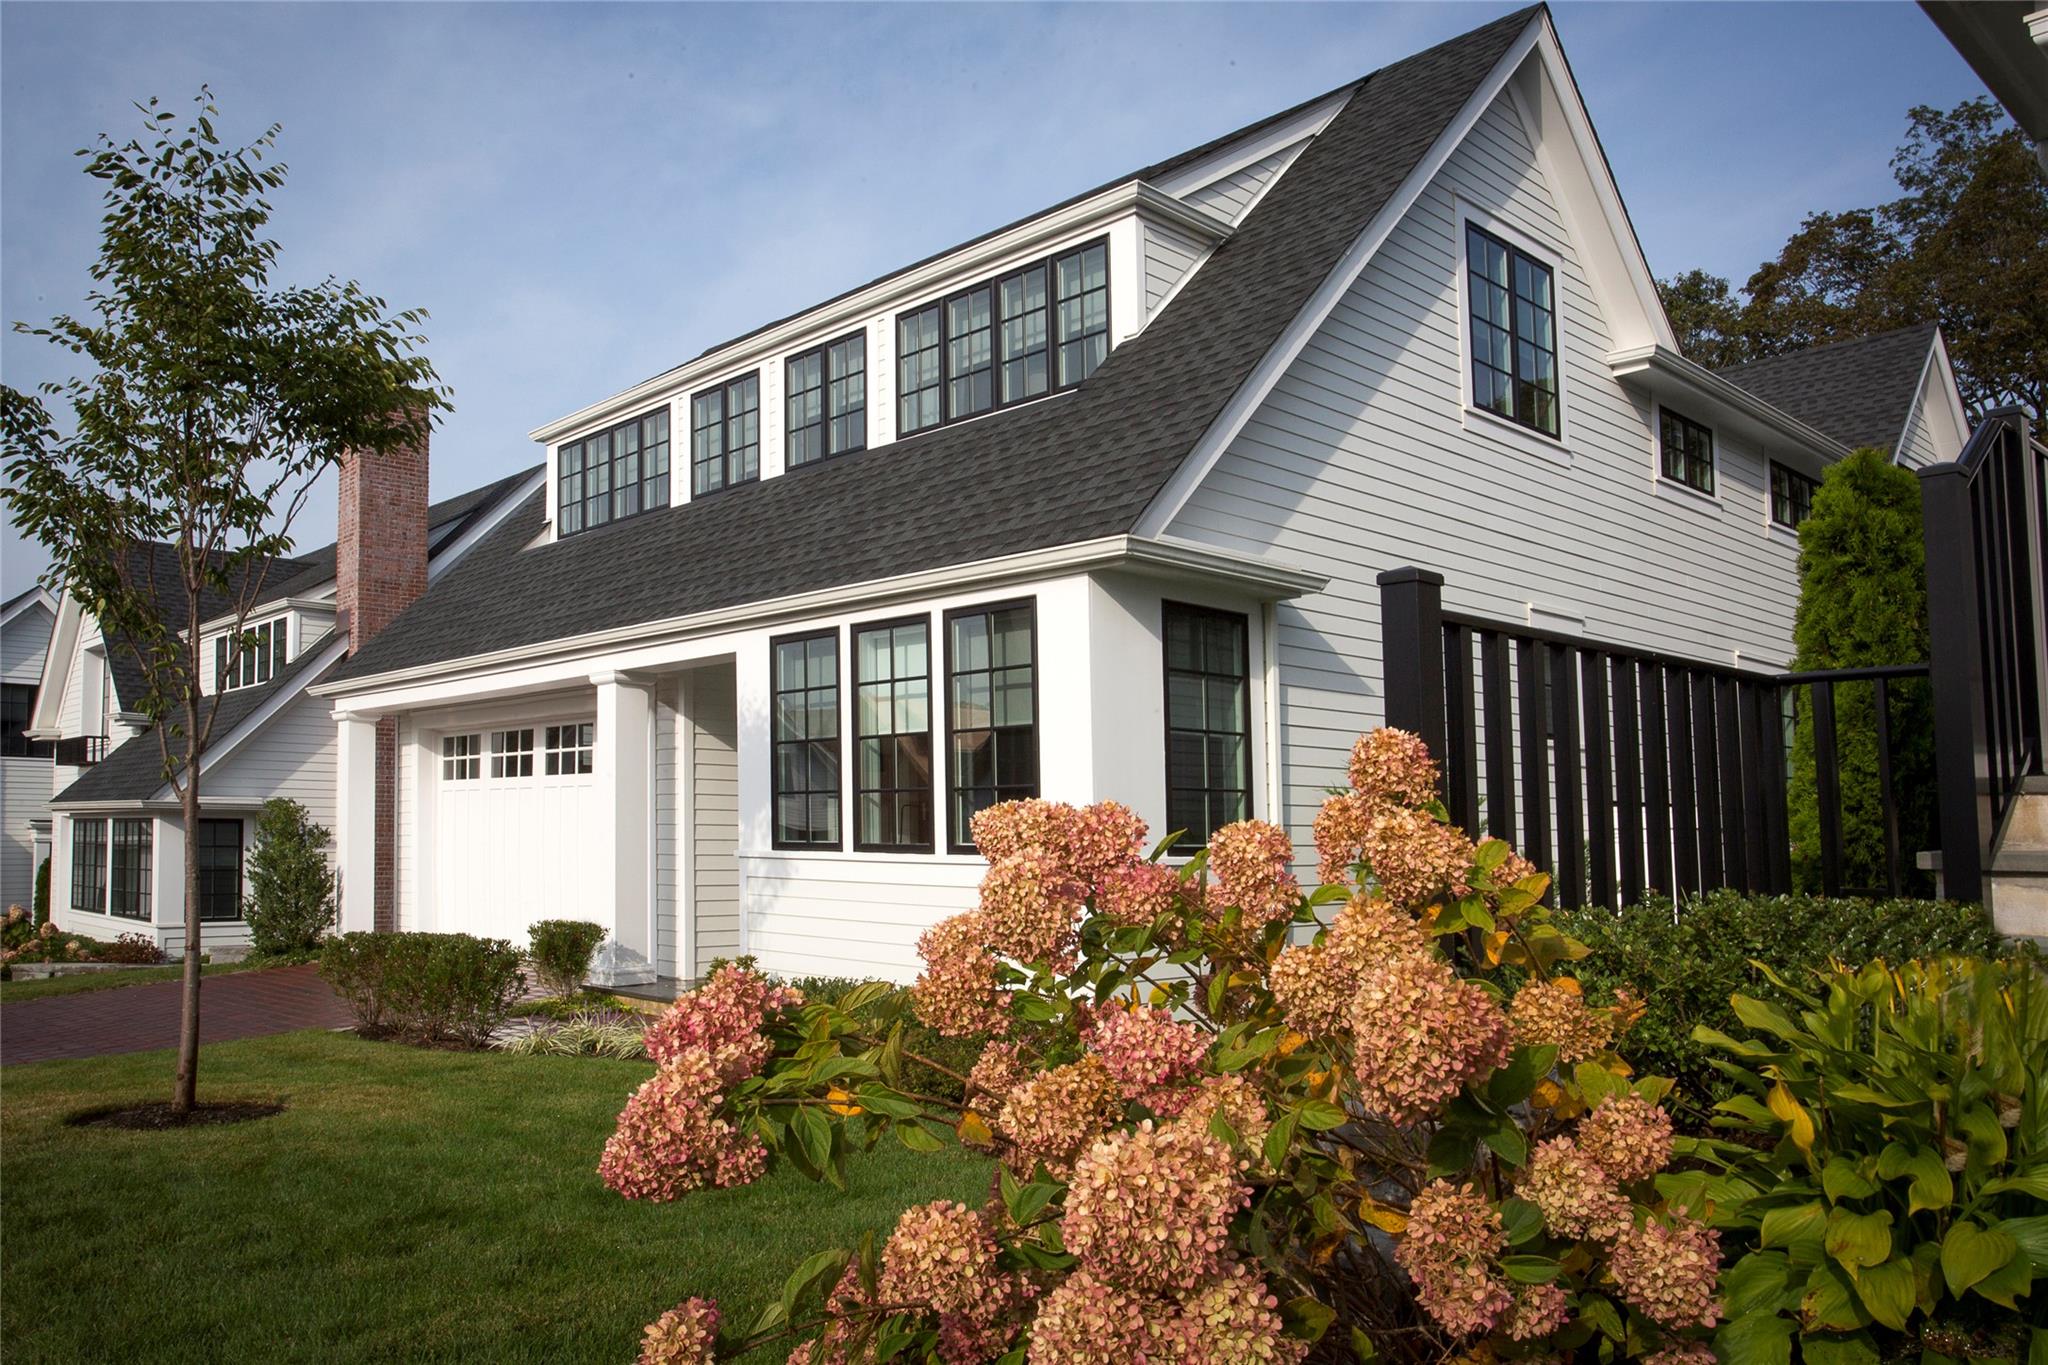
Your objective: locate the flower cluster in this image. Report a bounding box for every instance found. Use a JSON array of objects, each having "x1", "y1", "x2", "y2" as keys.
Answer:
[
  {"x1": 880, "y1": 1200, "x2": 1000, "y2": 1317},
  {"x1": 967, "y1": 1040, "x2": 1030, "y2": 1107},
  {"x1": 980, "y1": 849, "x2": 1089, "y2": 969},
  {"x1": 1349, "y1": 950, "x2": 1509, "y2": 1124},
  {"x1": 1577, "y1": 1094, "x2": 1674, "y2": 1184},
  {"x1": 1508, "y1": 977, "x2": 1615, "y2": 1065},
  {"x1": 1268, "y1": 896, "x2": 1426, "y2": 1038},
  {"x1": 1347, "y1": 728, "x2": 1440, "y2": 807},
  {"x1": 1311, "y1": 791, "x2": 1376, "y2": 884},
  {"x1": 638, "y1": 1297, "x2": 720, "y2": 1364},
  {"x1": 1392, "y1": 1182, "x2": 1512, "y2": 1338},
  {"x1": 1359, "y1": 805, "x2": 1474, "y2": 906},
  {"x1": 1089, "y1": 1004, "x2": 1210, "y2": 1113},
  {"x1": 1062, "y1": 1120, "x2": 1248, "y2": 1294},
  {"x1": 1205, "y1": 820, "x2": 1301, "y2": 927},
  {"x1": 911, "y1": 913, "x2": 1012, "y2": 1039},
  {"x1": 1504, "y1": 1282, "x2": 1570, "y2": 1341},
  {"x1": 642, "y1": 963, "x2": 804, "y2": 1080},
  {"x1": 1519, "y1": 1137, "x2": 1632, "y2": 1242},
  {"x1": 1610, "y1": 1216, "x2": 1722, "y2": 1330},
  {"x1": 1025, "y1": 1270, "x2": 1179, "y2": 1365},
  {"x1": 997, "y1": 1056, "x2": 1124, "y2": 1177},
  {"x1": 600, "y1": 1048, "x2": 768, "y2": 1200},
  {"x1": 1094, "y1": 861, "x2": 1185, "y2": 928},
  {"x1": 971, "y1": 798, "x2": 1147, "y2": 886},
  {"x1": 1171, "y1": 1260, "x2": 1309, "y2": 1364}
]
